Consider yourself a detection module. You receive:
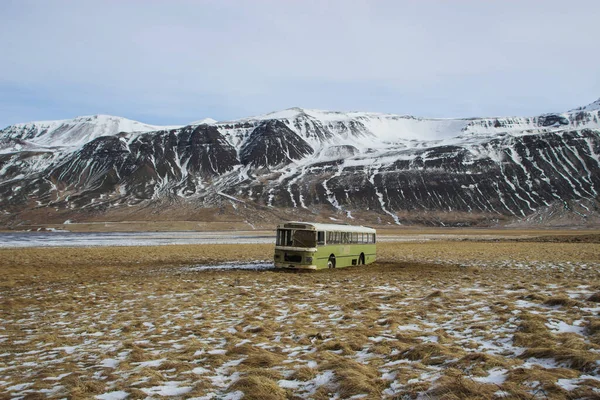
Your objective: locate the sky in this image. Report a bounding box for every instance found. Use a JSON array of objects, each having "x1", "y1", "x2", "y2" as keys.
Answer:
[{"x1": 1, "y1": 0, "x2": 599, "y2": 128}]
